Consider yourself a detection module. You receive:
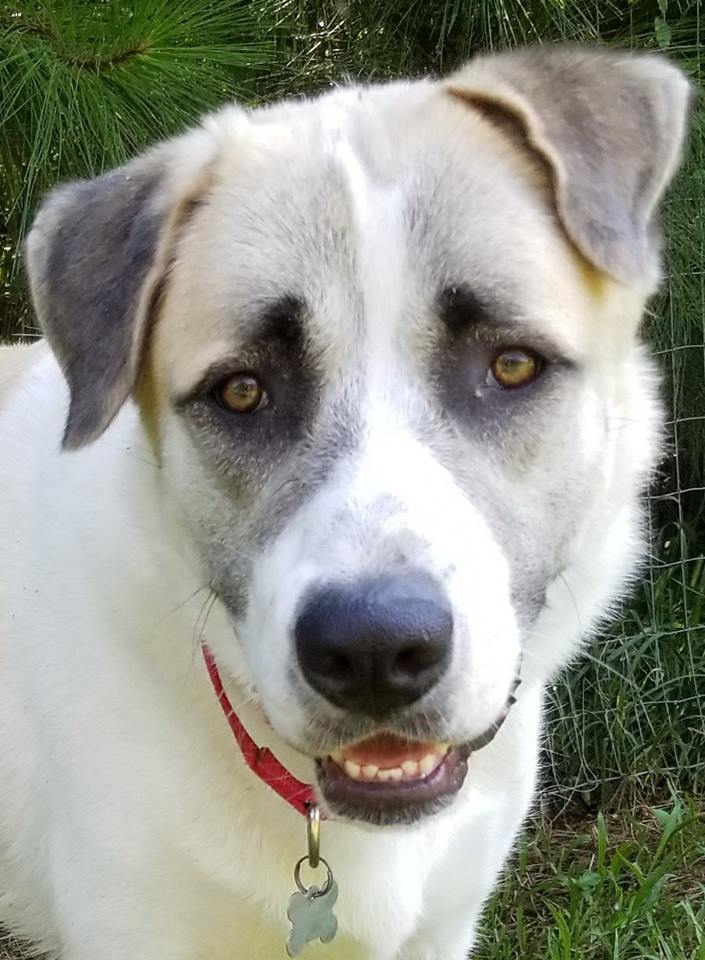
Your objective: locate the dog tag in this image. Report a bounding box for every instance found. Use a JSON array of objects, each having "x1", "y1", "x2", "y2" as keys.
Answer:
[
  {"x1": 286, "y1": 869, "x2": 338, "y2": 956},
  {"x1": 286, "y1": 803, "x2": 338, "y2": 956}
]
